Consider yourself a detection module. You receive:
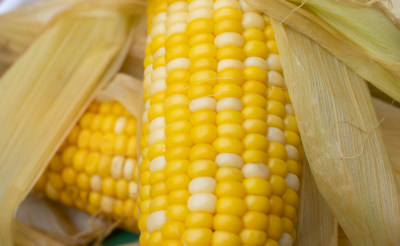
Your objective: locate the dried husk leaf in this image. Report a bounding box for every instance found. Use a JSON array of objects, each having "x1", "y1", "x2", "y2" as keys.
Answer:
[
  {"x1": 0, "y1": 1, "x2": 145, "y2": 245},
  {"x1": 373, "y1": 98, "x2": 400, "y2": 182},
  {"x1": 245, "y1": 0, "x2": 400, "y2": 103},
  {"x1": 272, "y1": 20, "x2": 400, "y2": 245},
  {"x1": 14, "y1": 221, "x2": 64, "y2": 246},
  {"x1": 296, "y1": 160, "x2": 338, "y2": 246}
]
